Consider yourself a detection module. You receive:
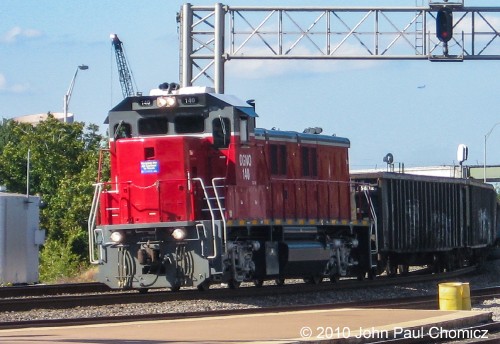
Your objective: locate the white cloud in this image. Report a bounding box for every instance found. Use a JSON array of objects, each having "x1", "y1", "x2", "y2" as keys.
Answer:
[
  {"x1": 0, "y1": 73, "x2": 30, "y2": 93},
  {"x1": 454, "y1": 14, "x2": 500, "y2": 33},
  {"x1": 225, "y1": 44, "x2": 378, "y2": 79},
  {"x1": 1, "y1": 26, "x2": 42, "y2": 43},
  {"x1": 8, "y1": 83, "x2": 30, "y2": 93}
]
